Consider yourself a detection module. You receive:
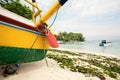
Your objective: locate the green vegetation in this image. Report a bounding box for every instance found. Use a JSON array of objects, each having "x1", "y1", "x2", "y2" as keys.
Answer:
[
  {"x1": 81, "y1": 59, "x2": 119, "y2": 78},
  {"x1": 47, "y1": 54, "x2": 74, "y2": 68},
  {"x1": 47, "y1": 49, "x2": 120, "y2": 79},
  {"x1": 0, "y1": 0, "x2": 32, "y2": 19},
  {"x1": 104, "y1": 71, "x2": 117, "y2": 79},
  {"x1": 83, "y1": 59, "x2": 120, "y2": 74},
  {"x1": 80, "y1": 59, "x2": 120, "y2": 79},
  {"x1": 57, "y1": 32, "x2": 85, "y2": 42},
  {"x1": 47, "y1": 53, "x2": 103, "y2": 79},
  {"x1": 76, "y1": 66, "x2": 102, "y2": 76}
]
